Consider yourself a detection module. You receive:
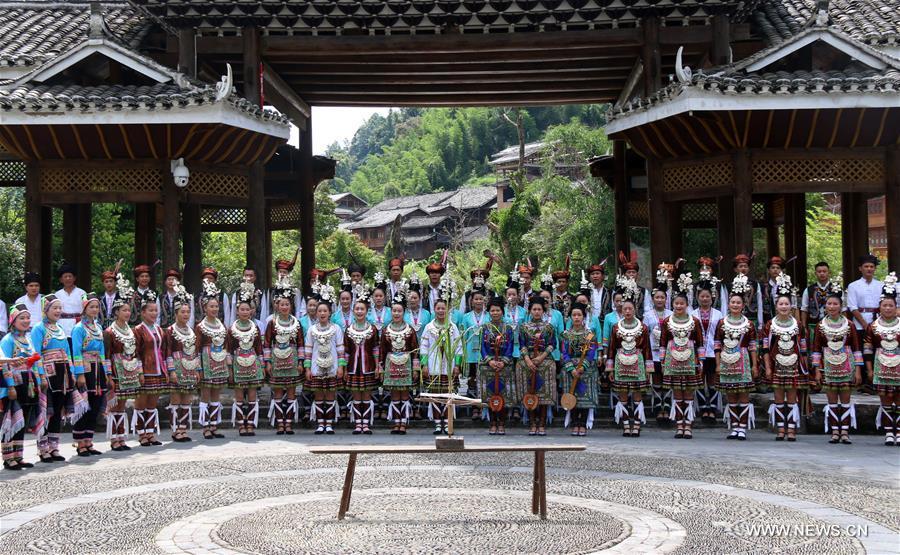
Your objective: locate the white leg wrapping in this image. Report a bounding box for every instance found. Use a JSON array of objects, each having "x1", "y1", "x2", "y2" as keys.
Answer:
[
  {"x1": 387, "y1": 401, "x2": 396, "y2": 421},
  {"x1": 635, "y1": 401, "x2": 646, "y2": 424},
  {"x1": 401, "y1": 400, "x2": 412, "y2": 422},
  {"x1": 115, "y1": 412, "x2": 128, "y2": 439},
  {"x1": 131, "y1": 409, "x2": 140, "y2": 434},
  {"x1": 723, "y1": 403, "x2": 732, "y2": 428},
  {"x1": 198, "y1": 402, "x2": 209, "y2": 426},
  {"x1": 668, "y1": 401, "x2": 677, "y2": 421},
  {"x1": 614, "y1": 401, "x2": 626, "y2": 424},
  {"x1": 365, "y1": 400, "x2": 375, "y2": 426},
  {"x1": 231, "y1": 402, "x2": 239, "y2": 425},
  {"x1": 876, "y1": 405, "x2": 887, "y2": 430},
  {"x1": 684, "y1": 401, "x2": 695, "y2": 423},
  {"x1": 268, "y1": 399, "x2": 277, "y2": 426},
  {"x1": 249, "y1": 401, "x2": 259, "y2": 427},
  {"x1": 768, "y1": 403, "x2": 777, "y2": 426},
  {"x1": 845, "y1": 403, "x2": 857, "y2": 429},
  {"x1": 563, "y1": 410, "x2": 572, "y2": 429},
  {"x1": 308, "y1": 401, "x2": 319, "y2": 422},
  {"x1": 184, "y1": 405, "x2": 193, "y2": 430},
  {"x1": 586, "y1": 409, "x2": 594, "y2": 430},
  {"x1": 106, "y1": 412, "x2": 114, "y2": 438},
  {"x1": 427, "y1": 402, "x2": 435, "y2": 422},
  {"x1": 747, "y1": 404, "x2": 756, "y2": 430},
  {"x1": 289, "y1": 399, "x2": 299, "y2": 422},
  {"x1": 328, "y1": 400, "x2": 339, "y2": 422},
  {"x1": 824, "y1": 404, "x2": 838, "y2": 433},
  {"x1": 146, "y1": 409, "x2": 161, "y2": 435},
  {"x1": 789, "y1": 404, "x2": 800, "y2": 428},
  {"x1": 169, "y1": 405, "x2": 178, "y2": 432}
]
